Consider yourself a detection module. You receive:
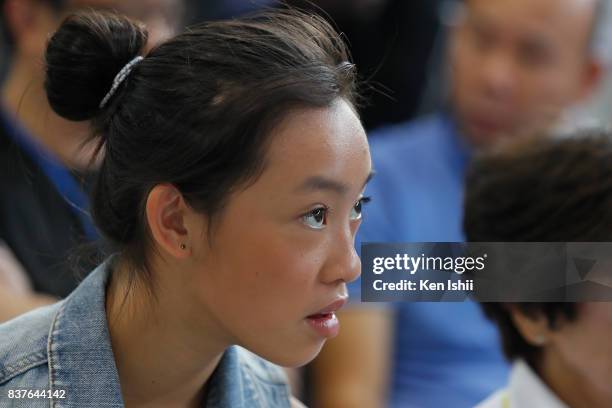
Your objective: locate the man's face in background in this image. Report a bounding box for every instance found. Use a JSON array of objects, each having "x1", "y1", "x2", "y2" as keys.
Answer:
[{"x1": 449, "y1": 0, "x2": 602, "y2": 147}]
